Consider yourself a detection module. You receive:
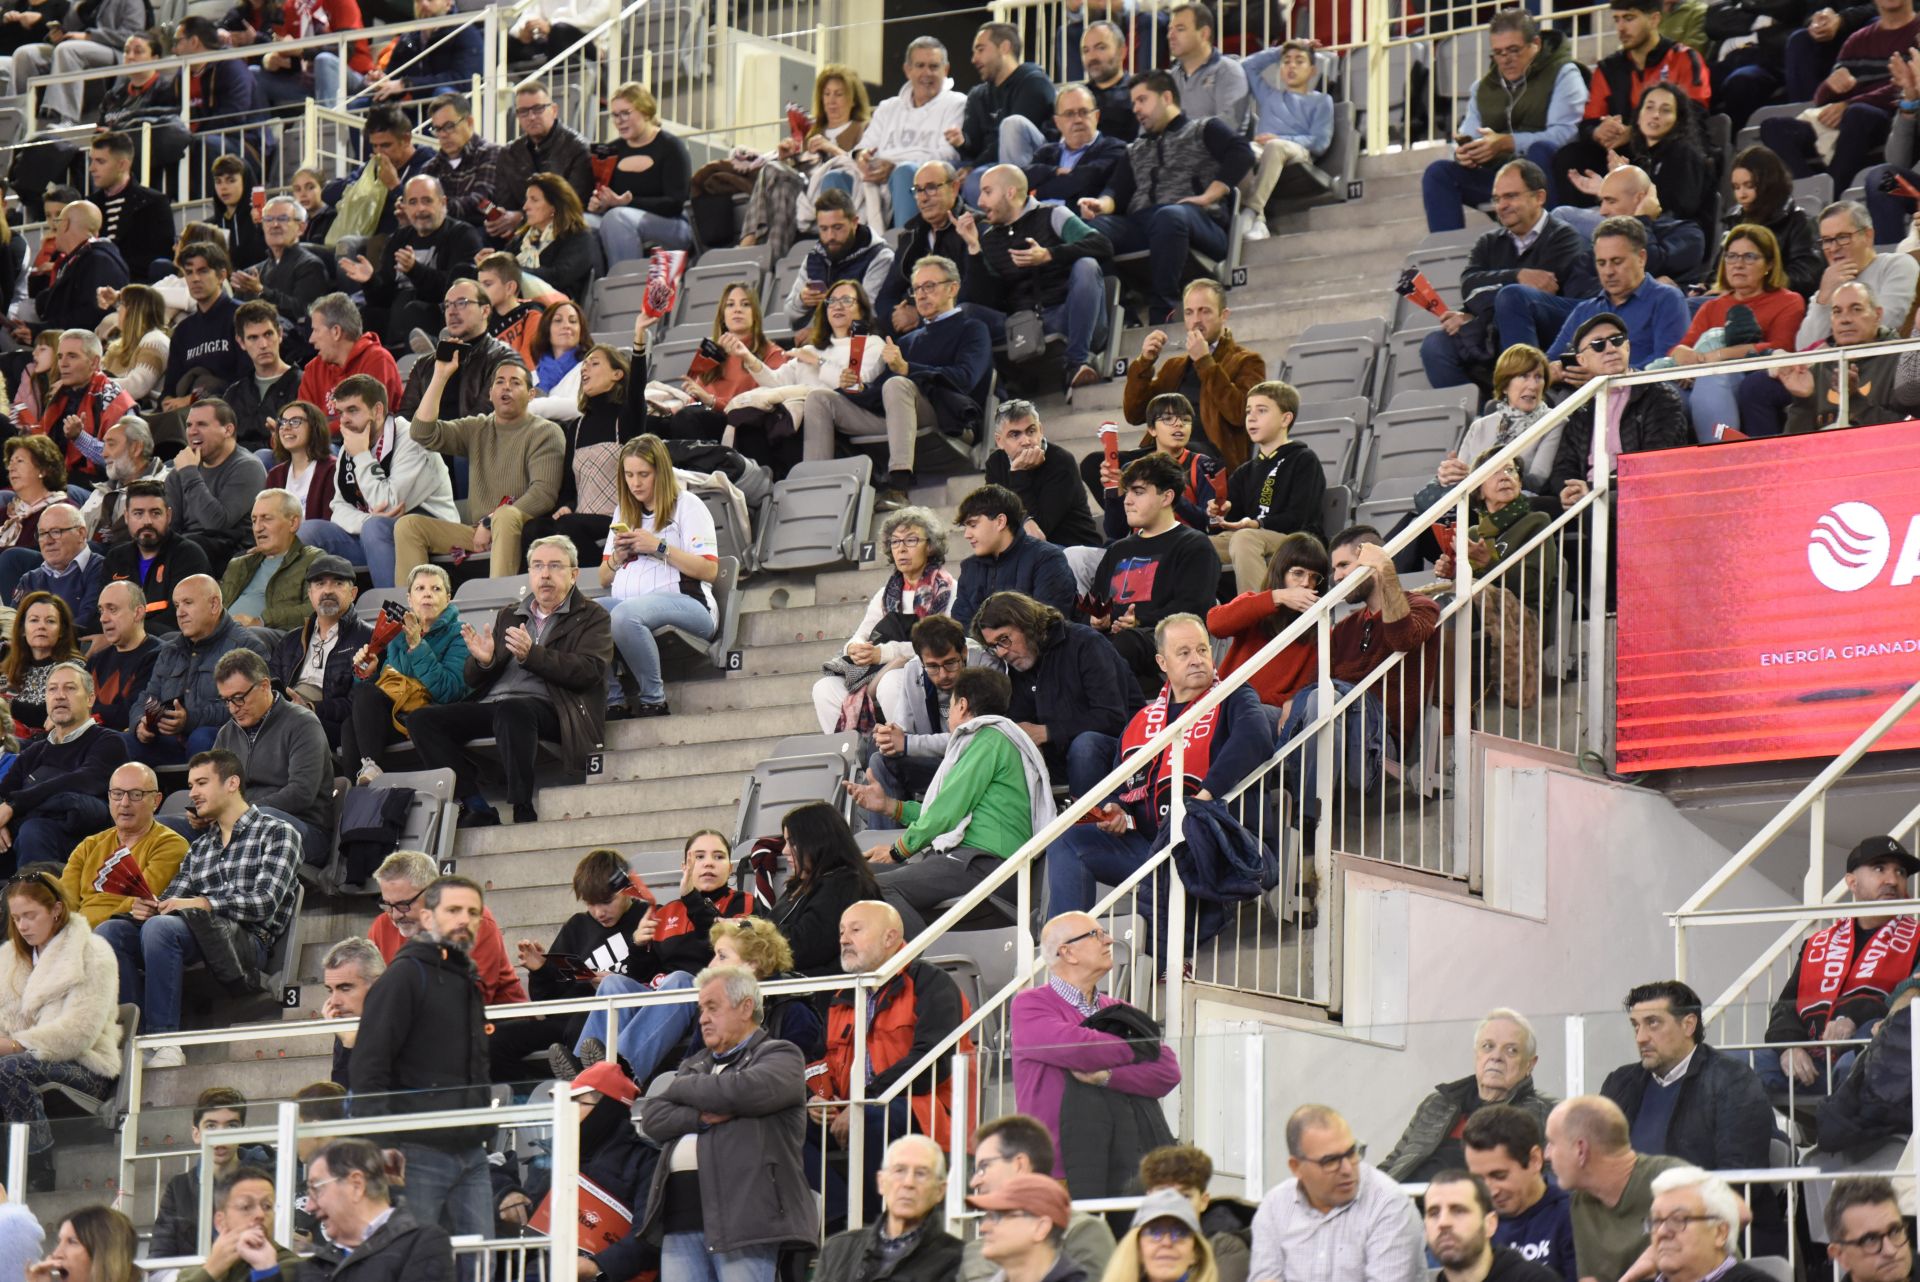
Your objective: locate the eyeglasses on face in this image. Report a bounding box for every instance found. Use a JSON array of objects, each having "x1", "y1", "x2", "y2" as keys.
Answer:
[
  {"x1": 1141, "y1": 1223, "x2": 1194, "y2": 1244},
  {"x1": 1299, "y1": 1142, "x2": 1366, "y2": 1172},
  {"x1": 1056, "y1": 107, "x2": 1097, "y2": 119},
  {"x1": 380, "y1": 887, "x2": 425, "y2": 916},
  {"x1": 1581, "y1": 332, "x2": 1629, "y2": 353},
  {"x1": 1720, "y1": 251, "x2": 1763, "y2": 265},
  {"x1": 980, "y1": 1209, "x2": 1034, "y2": 1225},
  {"x1": 514, "y1": 102, "x2": 554, "y2": 117},
  {"x1": 1645, "y1": 1213, "x2": 1716, "y2": 1235},
  {"x1": 220, "y1": 681, "x2": 264, "y2": 709},
  {"x1": 107, "y1": 788, "x2": 156, "y2": 803},
  {"x1": 887, "y1": 535, "x2": 926, "y2": 549},
  {"x1": 1057, "y1": 925, "x2": 1111, "y2": 952},
  {"x1": 261, "y1": 215, "x2": 298, "y2": 226},
  {"x1": 35, "y1": 526, "x2": 81, "y2": 540},
  {"x1": 1835, "y1": 1223, "x2": 1909, "y2": 1254},
  {"x1": 1820, "y1": 230, "x2": 1861, "y2": 249},
  {"x1": 909, "y1": 281, "x2": 952, "y2": 296},
  {"x1": 427, "y1": 117, "x2": 465, "y2": 135},
  {"x1": 443, "y1": 298, "x2": 481, "y2": 311},
  {"x1": 909, "y1": 182, "x2": 953, "y2": 197},
  {"x1": 825, "y1": 295, "x2": 860, "y2": 309}
]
